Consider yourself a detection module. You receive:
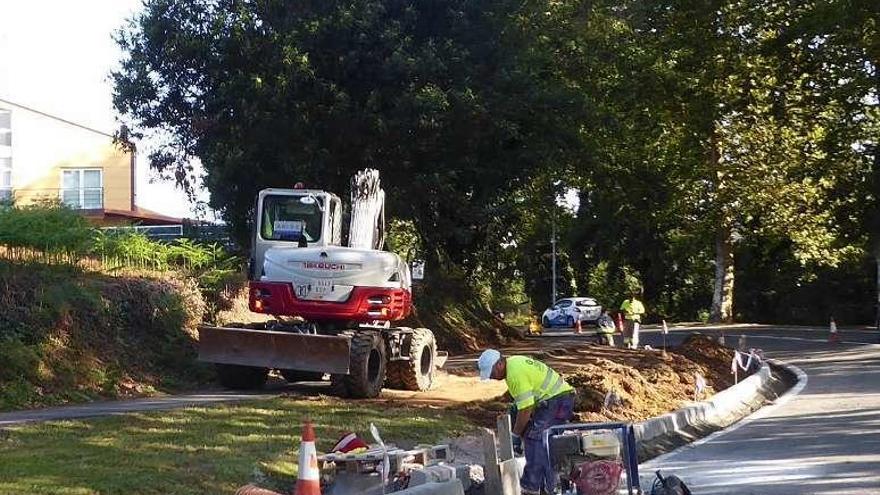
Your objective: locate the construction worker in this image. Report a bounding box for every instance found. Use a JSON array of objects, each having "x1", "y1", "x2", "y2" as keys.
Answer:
[
  {"x1": 620, "y1": 293, "x2": 645, "y2": 349},
  {"x1": 478, "y1": 349, "x2": 575, "y2": 494},
  {"x1": 596, "y1": 309, "x2": 616, "y2": 346}
]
